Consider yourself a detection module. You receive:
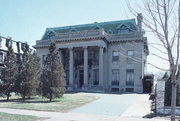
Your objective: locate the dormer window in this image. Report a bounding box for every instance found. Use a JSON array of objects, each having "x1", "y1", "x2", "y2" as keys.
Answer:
[
  {"x1": 71, "y1": 29, "x2": 76, "y2": 32},
  {"x1": 117, "y1": 25, "x2": 129, "y2": 34},
  {"x1": 6, "y1": 38, "x2": 12, "y2": 48},
  {"x1": 47, "y1": 32, "x2": 55, "y2": 40},
  {"x1": 94, "y1": 27, "x2": 100, "y2": 30},
  {"x1": 108, "y1": 30, "x2": 113, "y2": 34}
]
